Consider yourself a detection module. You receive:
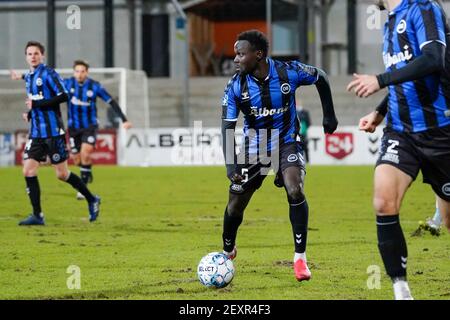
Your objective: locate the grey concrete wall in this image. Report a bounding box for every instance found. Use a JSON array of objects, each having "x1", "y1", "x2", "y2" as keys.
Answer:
[
  {"x1": 0, "y1": 0, "x2": 142, "y2": 70},
  {"x1": 148, "y1": 76, "x2": 386, "y2": 129}
]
